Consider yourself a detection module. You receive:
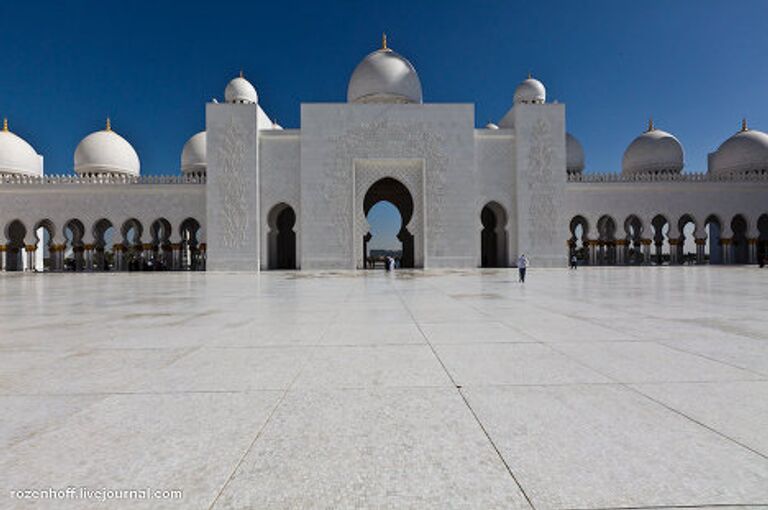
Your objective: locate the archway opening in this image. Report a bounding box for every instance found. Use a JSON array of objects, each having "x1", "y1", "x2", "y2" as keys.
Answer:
[
  {"x1": 180, "y1": 218, "x2": 201, "y2": 271},
  {"x1": 651, "y1": 215, "x2": 670, "y2": 265},
  {"x1": 624, "y1": 215, "x2": 644, "y2": 265},
  {"x1": 93, "y1": 219, "x2": 114, "y2": 271},
  {"x1": 267, "y1": 203, "x2": 297, "y2": 270},
  {"x1": 481, "y1": 202, "x2": 508, "y2": 267},
  {"x1": 731, "y1": 215, "x2": 749, "y2": 264},
  {"x1": 150, "y1": 218, "x2": 172, "y2": 271},
  {"x1": 569, "y1": 216, "x2": 589, "y2": 264},
  {"x1": 678, "y1": 215, "x2": 697, "y2": 265},
  {"x1": 705, "y1": 215, "x2": 722, "y2": 264},
  {"x1": 5, "y1": 220, "x2": 27, "y2": 271},
  {"x1": 597, "y1": 215, "x2": 617, "y2": 265},
  {"x1": 363, "y1": 177, "x2": 414, "y2": 269},
  {"x1": 64, "y1": 219, "x2": 86, "y2": 271},
  {"x1": 121, "y1": 219, "x2": 143, "y2": 271},
  {"x1": 34, "y1": 219, "x2": 55, "y2": 271}
]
